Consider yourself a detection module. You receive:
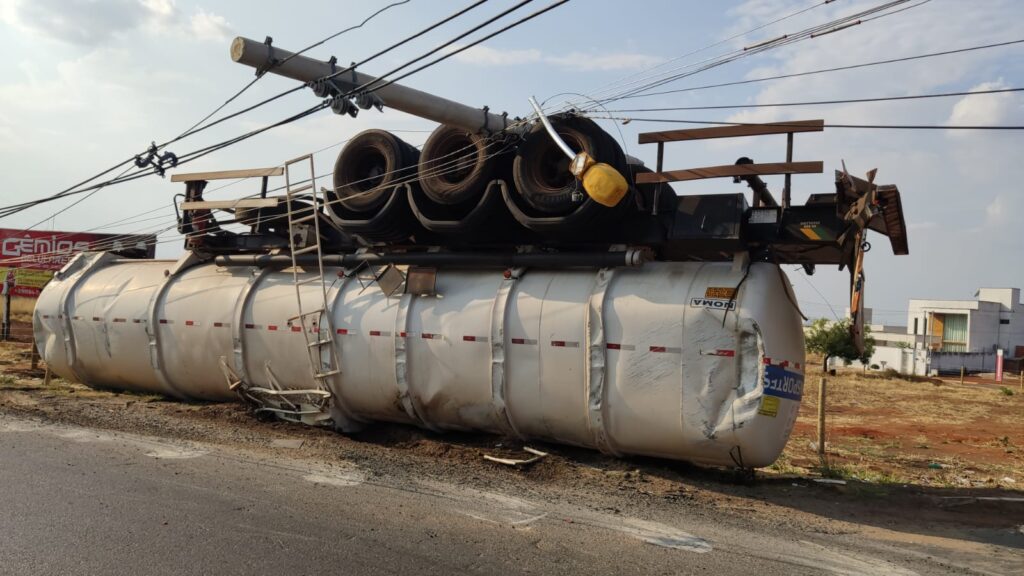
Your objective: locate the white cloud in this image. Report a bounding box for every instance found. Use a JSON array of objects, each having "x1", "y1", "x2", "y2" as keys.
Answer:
[
  {"x1": 9, "y1": 0, "x2": 151, "y2": 46},
  {"x1": 703, "y1": 0, "x2": 1024, "y2": 313},
  {"x1": 547, "y1": 51, "x2": 664, "y2": 71},
  {"x1": 946, "y1": 79, "x2": 1022, "y2": 127},
  {"x1": 450, "y1": 44, "x2": 662, "y2": 71},
  {"x1": 451, "y1": 45, "x2": 542, "y2": 66},
  {"x1": 189, "y1": 8, "x2": 232, "y2": 42},
  {"x1": 140, "y1": 0, "x2": 175, "y2": 20},
  {"x1": 0, "y1": 0, "x2": 231, "y2": 46},
  {"x1": 985, "y1": 195, "x2": 1007, "y2": 227}
]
